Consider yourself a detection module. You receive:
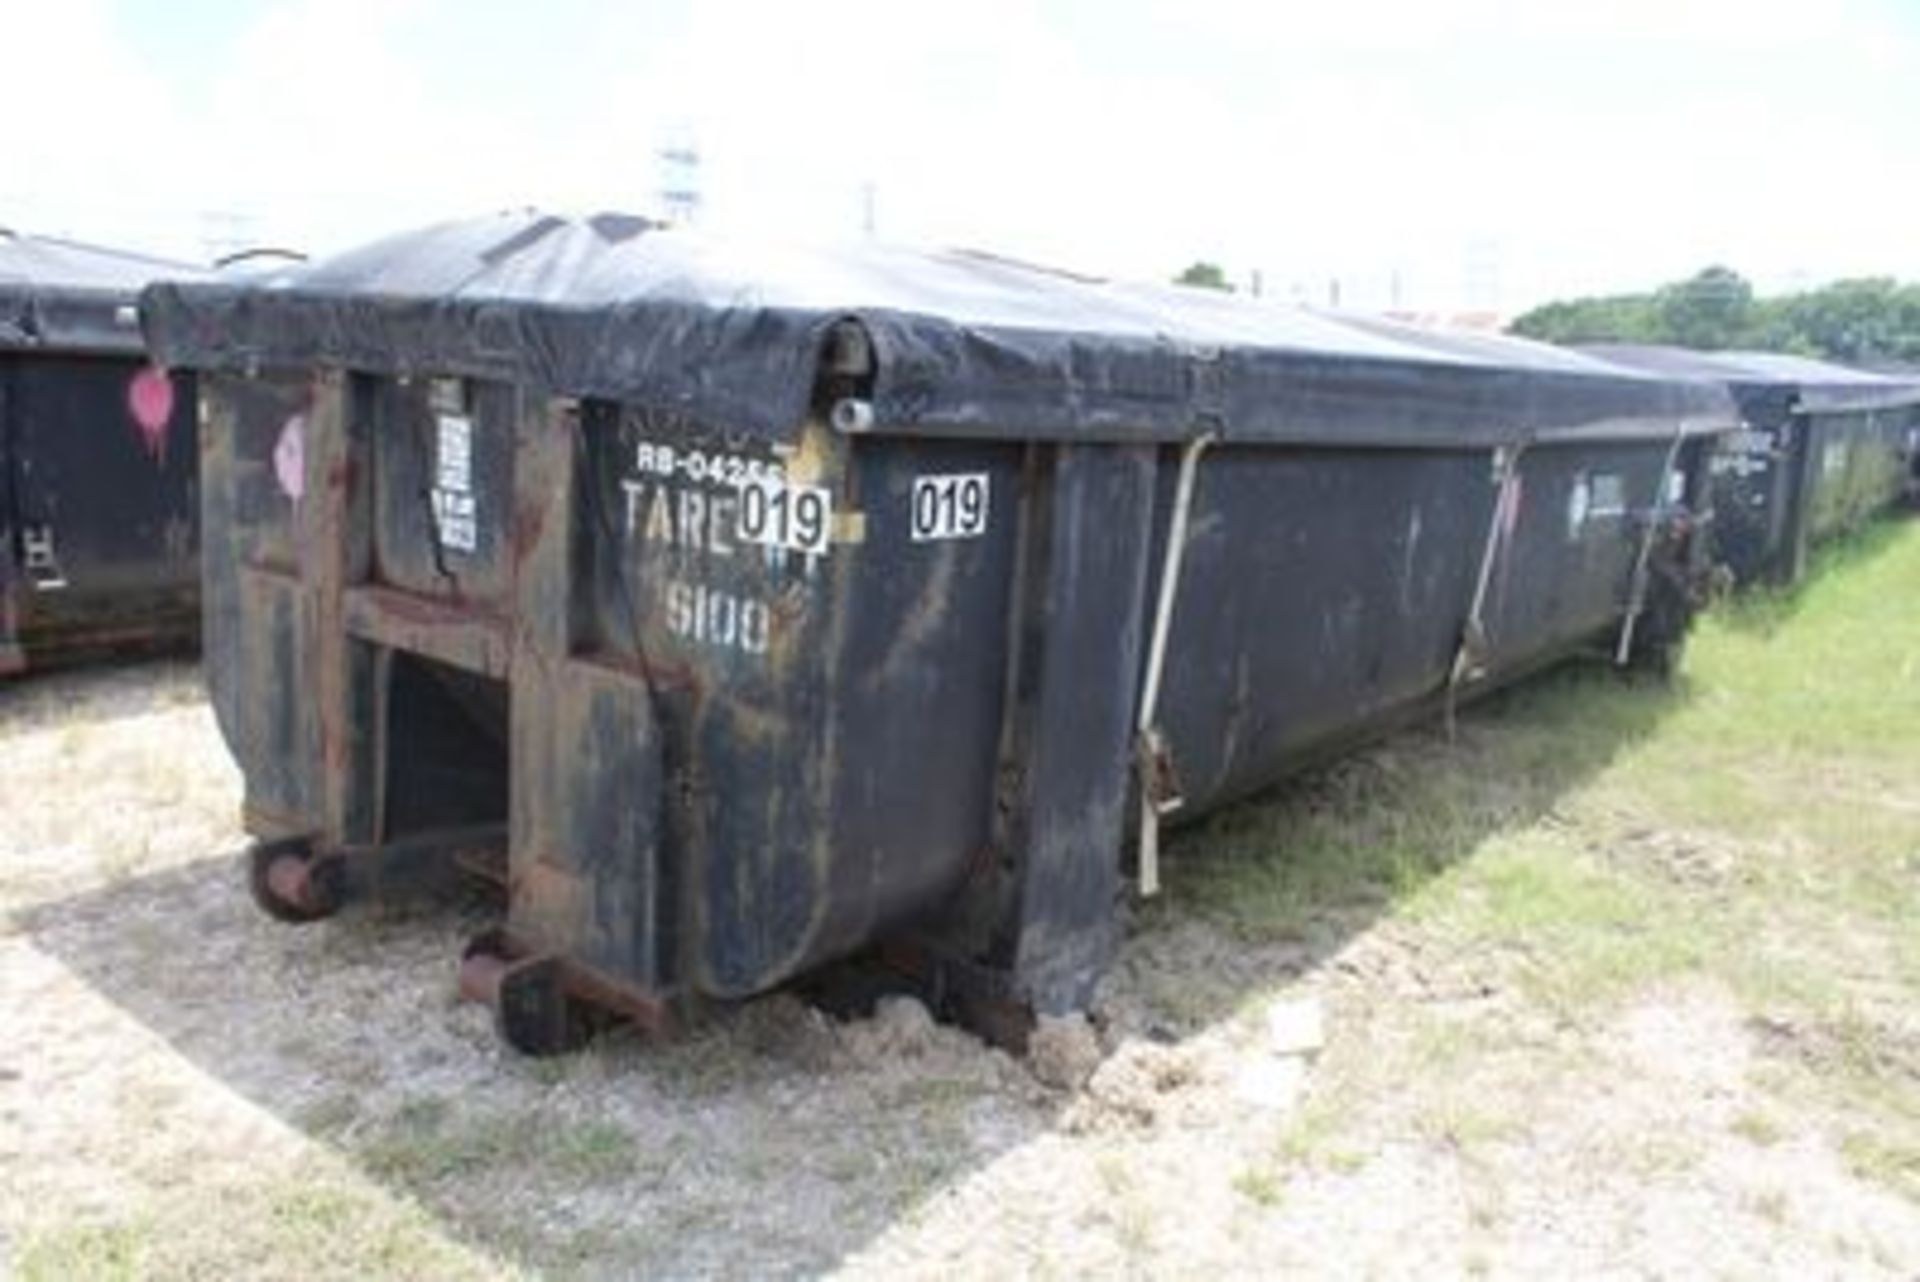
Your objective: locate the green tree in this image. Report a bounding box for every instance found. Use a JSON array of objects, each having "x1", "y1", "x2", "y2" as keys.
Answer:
[
  {"x1": 1508, "y1": 293, "x2": 1662, "y2": 345},
  {"x1": 1174, "y1": 261, "x2": 1233, "y2": 292},
  {"x1": 1770, "y1": 278, "x2": 1920, "y2": 364},
  {"x1": 1653, "y1": 265, "x2": 1755, "y2": 349},
  {"x1": 1509, "y1": 266, "x2": 1920, "y2": 363}
]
